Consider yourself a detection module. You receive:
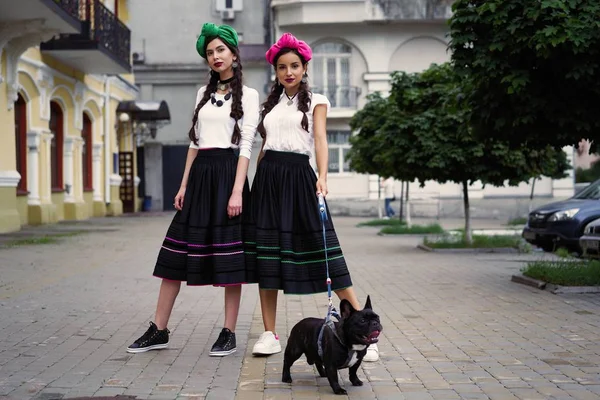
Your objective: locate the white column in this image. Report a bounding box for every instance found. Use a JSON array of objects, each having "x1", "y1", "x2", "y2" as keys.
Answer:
[
  {"x1": 73, "y1": 136, "x2": 84, "y2": 201},
  {"x1": 26, "y1": 130, "x2": 42, "y2": 205},
  {"x1": 63, "y1": 136, "x2": 75, "y2": 202},
  {"x1": 41, "y1": 132, "x2": 53, "y2": 203},
  {"x1": 335, "y1": 57, "x2": 342, "y2": 106},
  {"x1": 92, "y1": 143, "x2": 103, "y2": 202}
]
